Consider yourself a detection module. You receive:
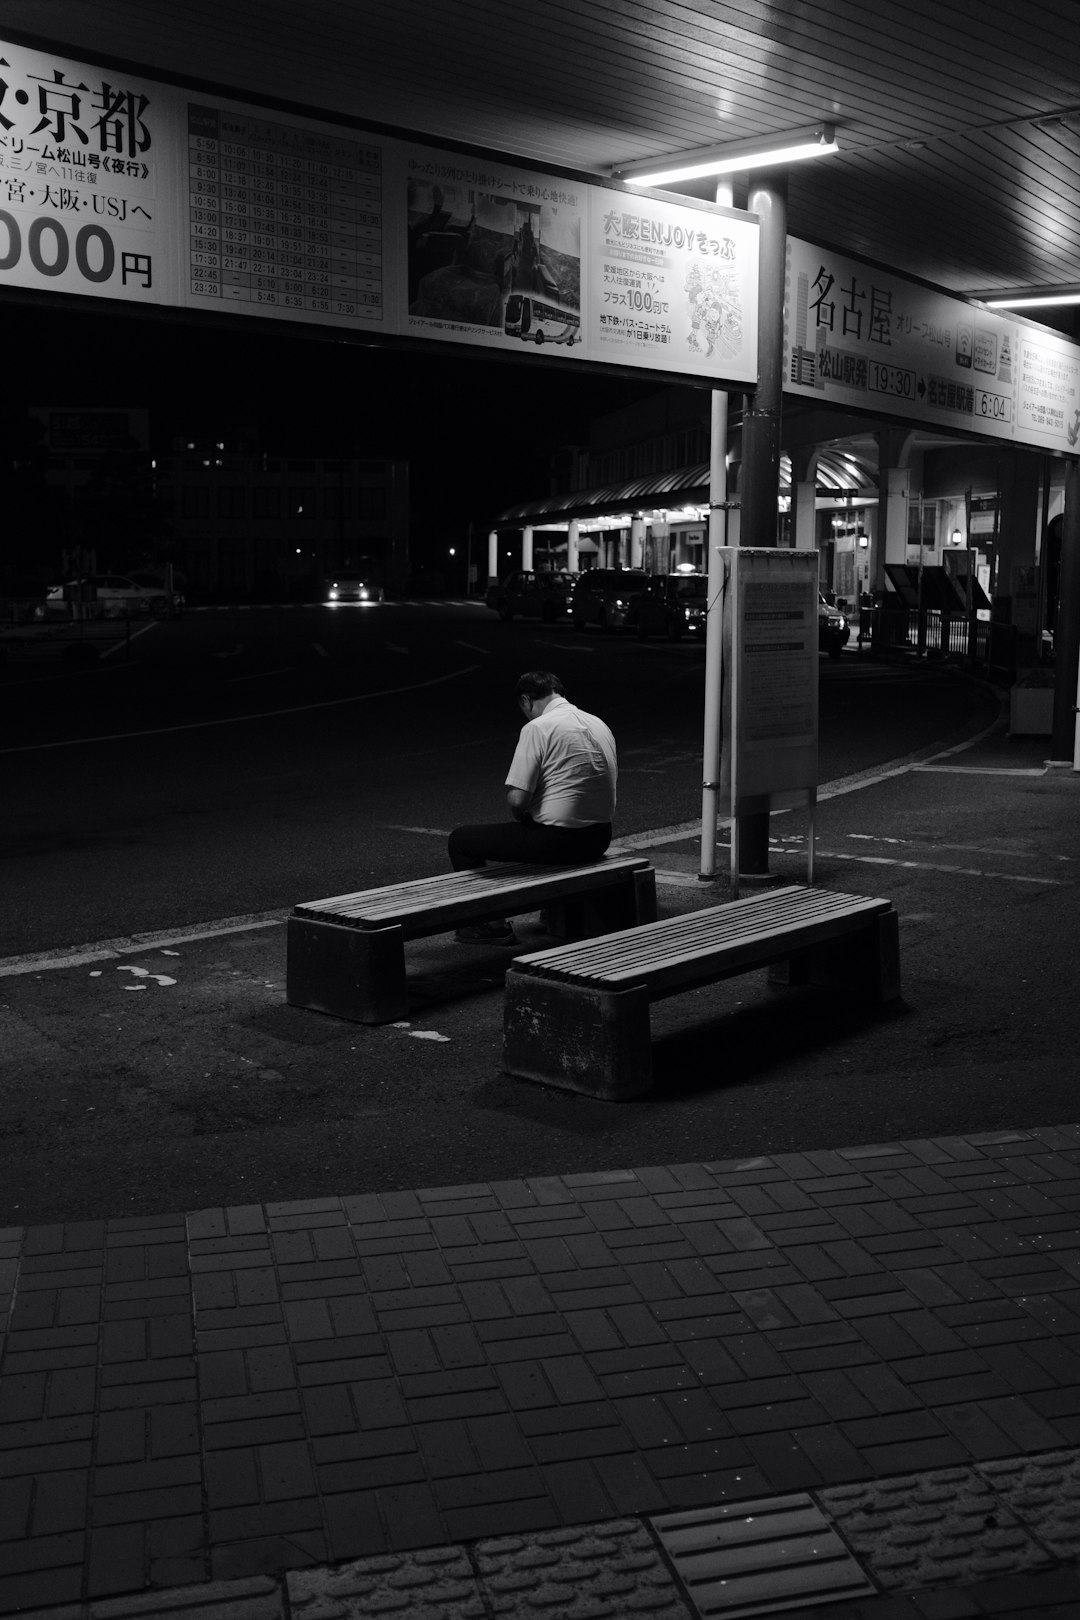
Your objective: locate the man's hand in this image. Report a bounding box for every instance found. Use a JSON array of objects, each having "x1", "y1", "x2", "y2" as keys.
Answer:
[{"x1": 506, "y1": 787, "x2": 532, "y2": 822}]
